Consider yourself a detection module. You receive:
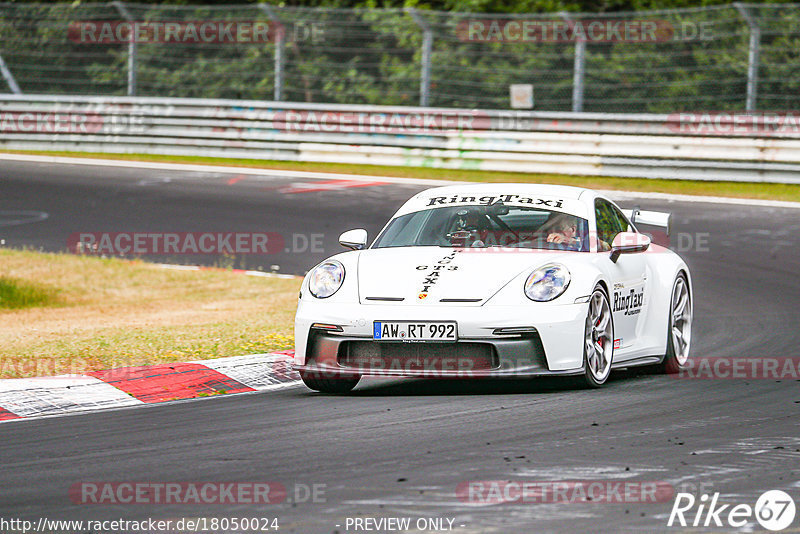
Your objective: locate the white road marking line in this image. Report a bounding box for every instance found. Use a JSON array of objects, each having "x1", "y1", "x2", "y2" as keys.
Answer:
[
  {"x1": 2, "y1": 152, "x2": 798, "y2": 209},
  {"x1": 0, "y1": 210, "x2": 49, "y2": 227},
  {"x1": 279, "y1": 178, "x2": 388, "y2": 194},
  {"x1": 153, "y1": 263, "x2": 299, "y2": 279},
  {"x1": 0, "y1": 152, "x2": 451, "y2": 186},
  {"x1": 602, "y1": 189, "x2": 800, "y2": 209}
]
